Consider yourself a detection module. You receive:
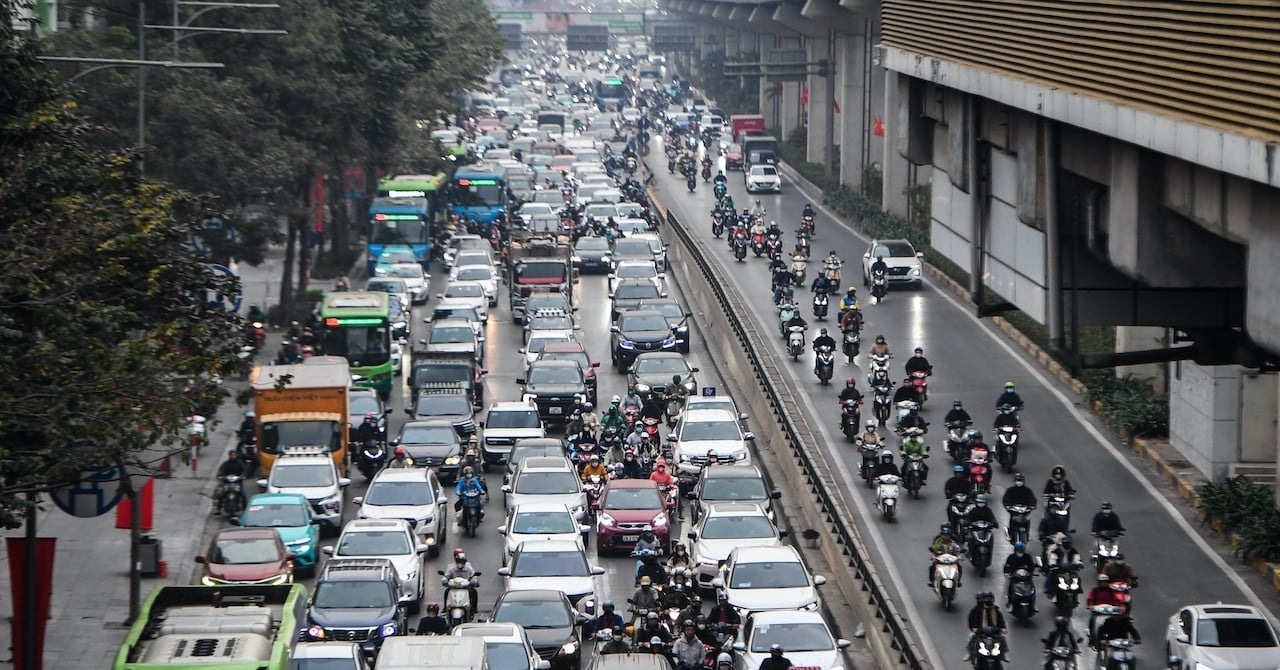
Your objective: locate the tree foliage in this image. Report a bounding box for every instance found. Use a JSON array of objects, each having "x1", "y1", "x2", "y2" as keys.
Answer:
[{"x1": 0, "y1": 1, "x2": 244, "y2": 526}]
